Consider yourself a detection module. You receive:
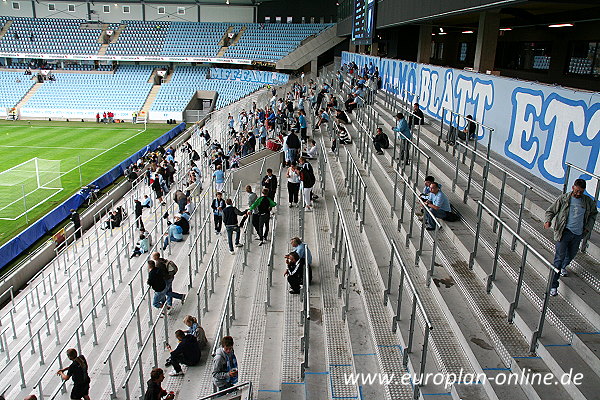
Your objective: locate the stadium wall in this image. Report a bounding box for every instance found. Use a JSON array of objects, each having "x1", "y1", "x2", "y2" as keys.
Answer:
[
  {"x1": 0, "y1": 122, "x2": 186, "y2": 279},
  {"x1": 341, "y1": 51, "x2": 600, "y2": 195}
]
